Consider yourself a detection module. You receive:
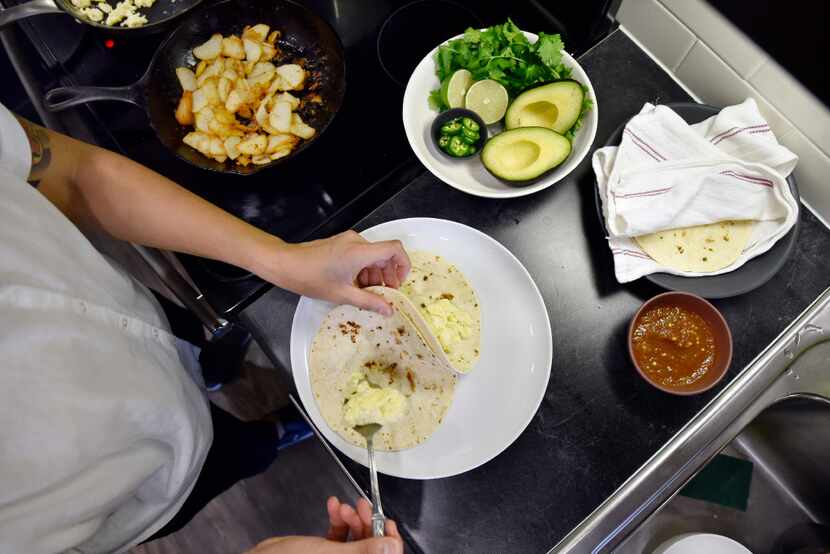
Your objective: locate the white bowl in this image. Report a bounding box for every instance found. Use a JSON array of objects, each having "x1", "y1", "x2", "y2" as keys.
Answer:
[{"x1": 402, "y1": 31, "x2": 598, "y2": 199}]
